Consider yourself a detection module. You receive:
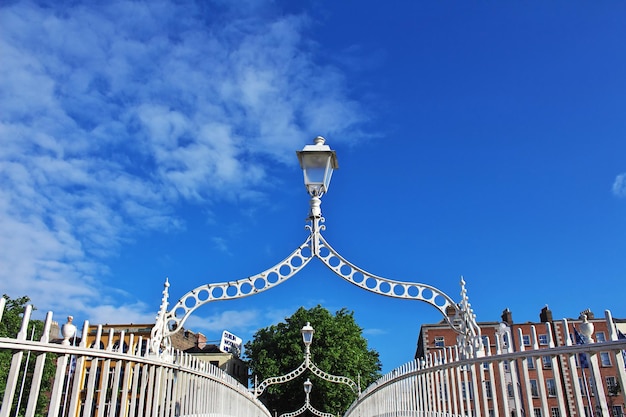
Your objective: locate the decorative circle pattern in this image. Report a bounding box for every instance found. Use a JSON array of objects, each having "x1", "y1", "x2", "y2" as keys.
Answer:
[
  {"x1": 163, "y1": 239, "x2": 314, "y2": 333},
  {"x1": 162, "y1": 225, "x2": 466, "y2": 339},
  {"x1": 315, "y1": 235, "x2": 458, "y2": 320}
]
